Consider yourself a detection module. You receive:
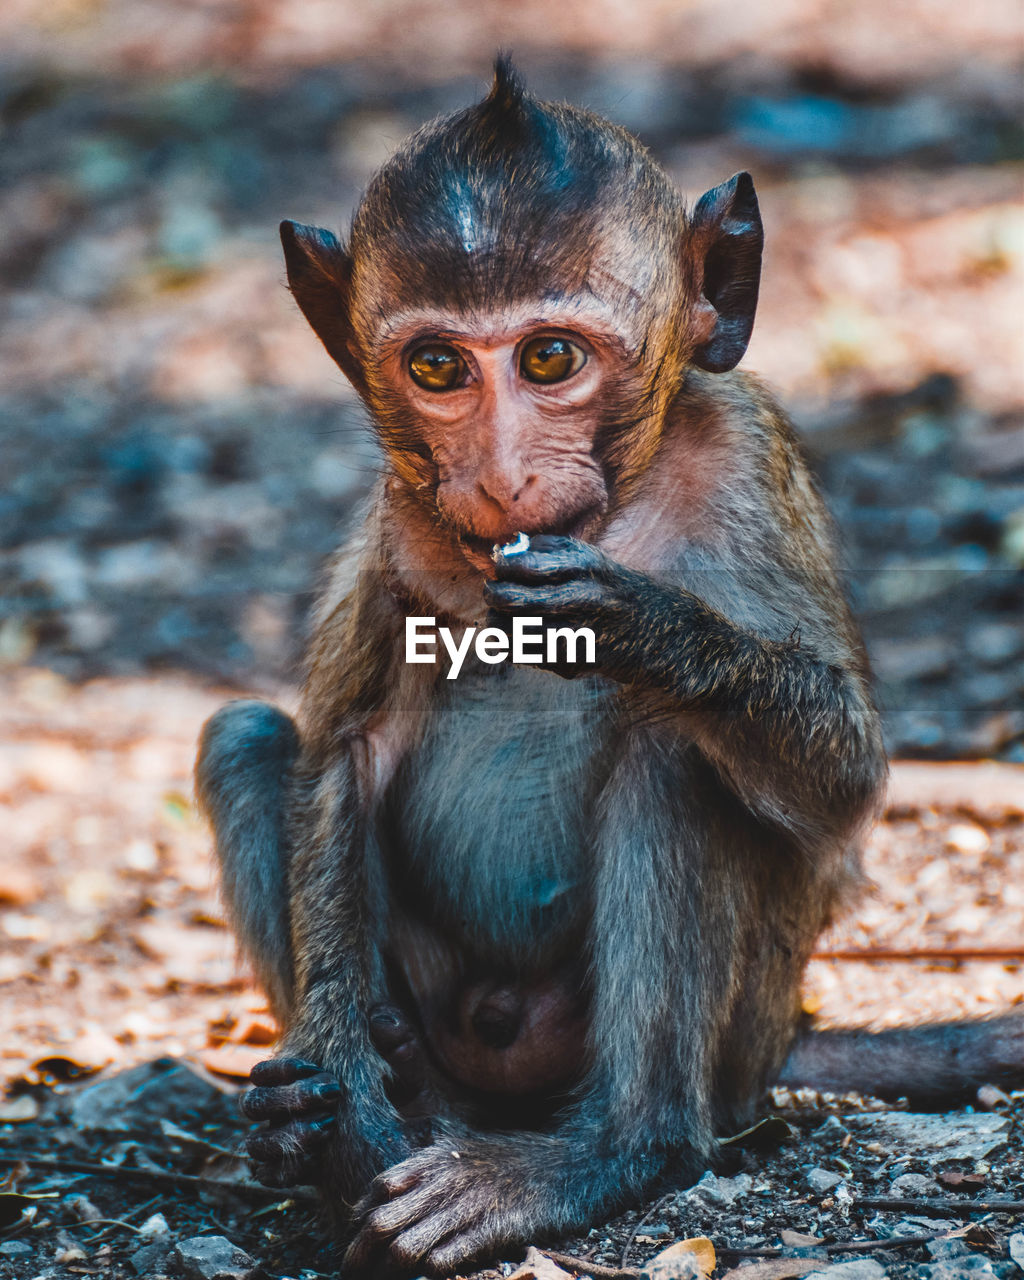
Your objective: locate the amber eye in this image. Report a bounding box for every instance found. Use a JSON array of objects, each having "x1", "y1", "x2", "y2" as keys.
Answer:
[
  {"x1": 408, "y1": 344, "x2": 467, "y2": 391},
  {"x1": 519, "y1": 336, "x2": 586, "y2": 384}
]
